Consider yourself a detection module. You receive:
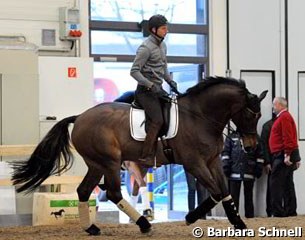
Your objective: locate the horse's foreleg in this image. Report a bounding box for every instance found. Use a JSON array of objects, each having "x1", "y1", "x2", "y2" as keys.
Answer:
[
  {"x1": 77, "y1": 167, "x2": 103, "y2": 236},
  {"x1": 187, "y1": 161, "x2": 247, "y2": 229},
  {"x1": 105, "y1": 169, "x2": 151, "y2": 234},
  {"x1": 222, "y1": 195, "x2": 247, "y2": 229},
  {"x1": 184, "y1": 163, "x2": 221, "y2": 225},
  {"x1": 210, "y1": 160, "x2": 247, "y2": 229}
]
